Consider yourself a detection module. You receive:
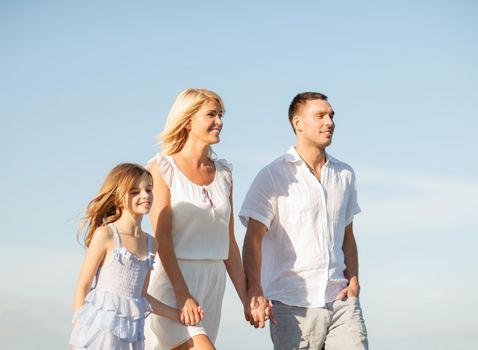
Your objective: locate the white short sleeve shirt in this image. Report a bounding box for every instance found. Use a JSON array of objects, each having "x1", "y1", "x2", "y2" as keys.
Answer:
[{"x1": 239, "y1": 147, "x2": 361, "y2": 307}]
